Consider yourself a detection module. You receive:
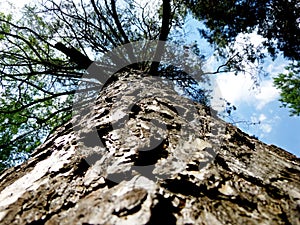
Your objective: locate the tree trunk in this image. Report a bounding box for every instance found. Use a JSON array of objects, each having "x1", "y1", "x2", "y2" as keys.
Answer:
[{"x1": 0, "y1": 70, "x2": 299, "y2": 225}]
